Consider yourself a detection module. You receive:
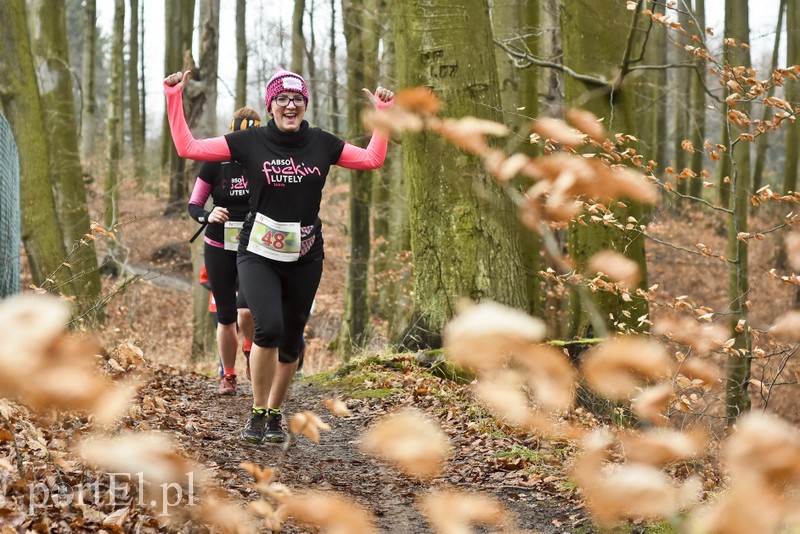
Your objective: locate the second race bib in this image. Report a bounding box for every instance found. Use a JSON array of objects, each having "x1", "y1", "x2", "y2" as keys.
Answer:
[{"x1": 223, "y1": 221, "x2": 244, "y2": 251}]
